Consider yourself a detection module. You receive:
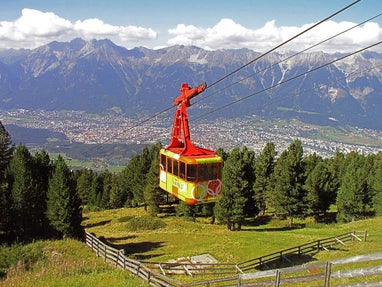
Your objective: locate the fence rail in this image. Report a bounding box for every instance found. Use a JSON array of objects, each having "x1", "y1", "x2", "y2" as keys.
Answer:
[
  {"x1": 85, "y1": 232, "x2": 183, "y2": 287},
  {"x1": 85, "y1": 230, "x2": 380, "y2": 287},
  {"x1": 236, "y1": 230, "x2": 367, "y2": 272}
]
